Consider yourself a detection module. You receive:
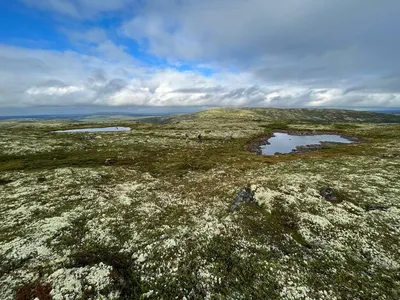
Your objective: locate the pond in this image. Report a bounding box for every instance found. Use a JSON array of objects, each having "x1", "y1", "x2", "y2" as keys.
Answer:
[
  {"x1": 261, "y1": 132, "x2": 353, "y2": 155},
  {"x1": 54, "y1": 127, "x2": 131, "y2": 133}
]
